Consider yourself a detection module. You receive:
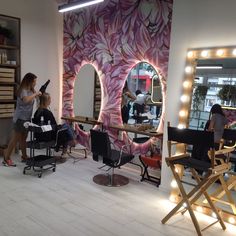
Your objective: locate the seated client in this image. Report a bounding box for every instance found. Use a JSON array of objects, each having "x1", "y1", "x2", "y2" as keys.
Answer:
[
  {"x1": 133, "y1": 90, "x2": 150, "y2": 116},
  {"x1": 33, "y1": 92, "x2": 75, "y2": 157}
]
